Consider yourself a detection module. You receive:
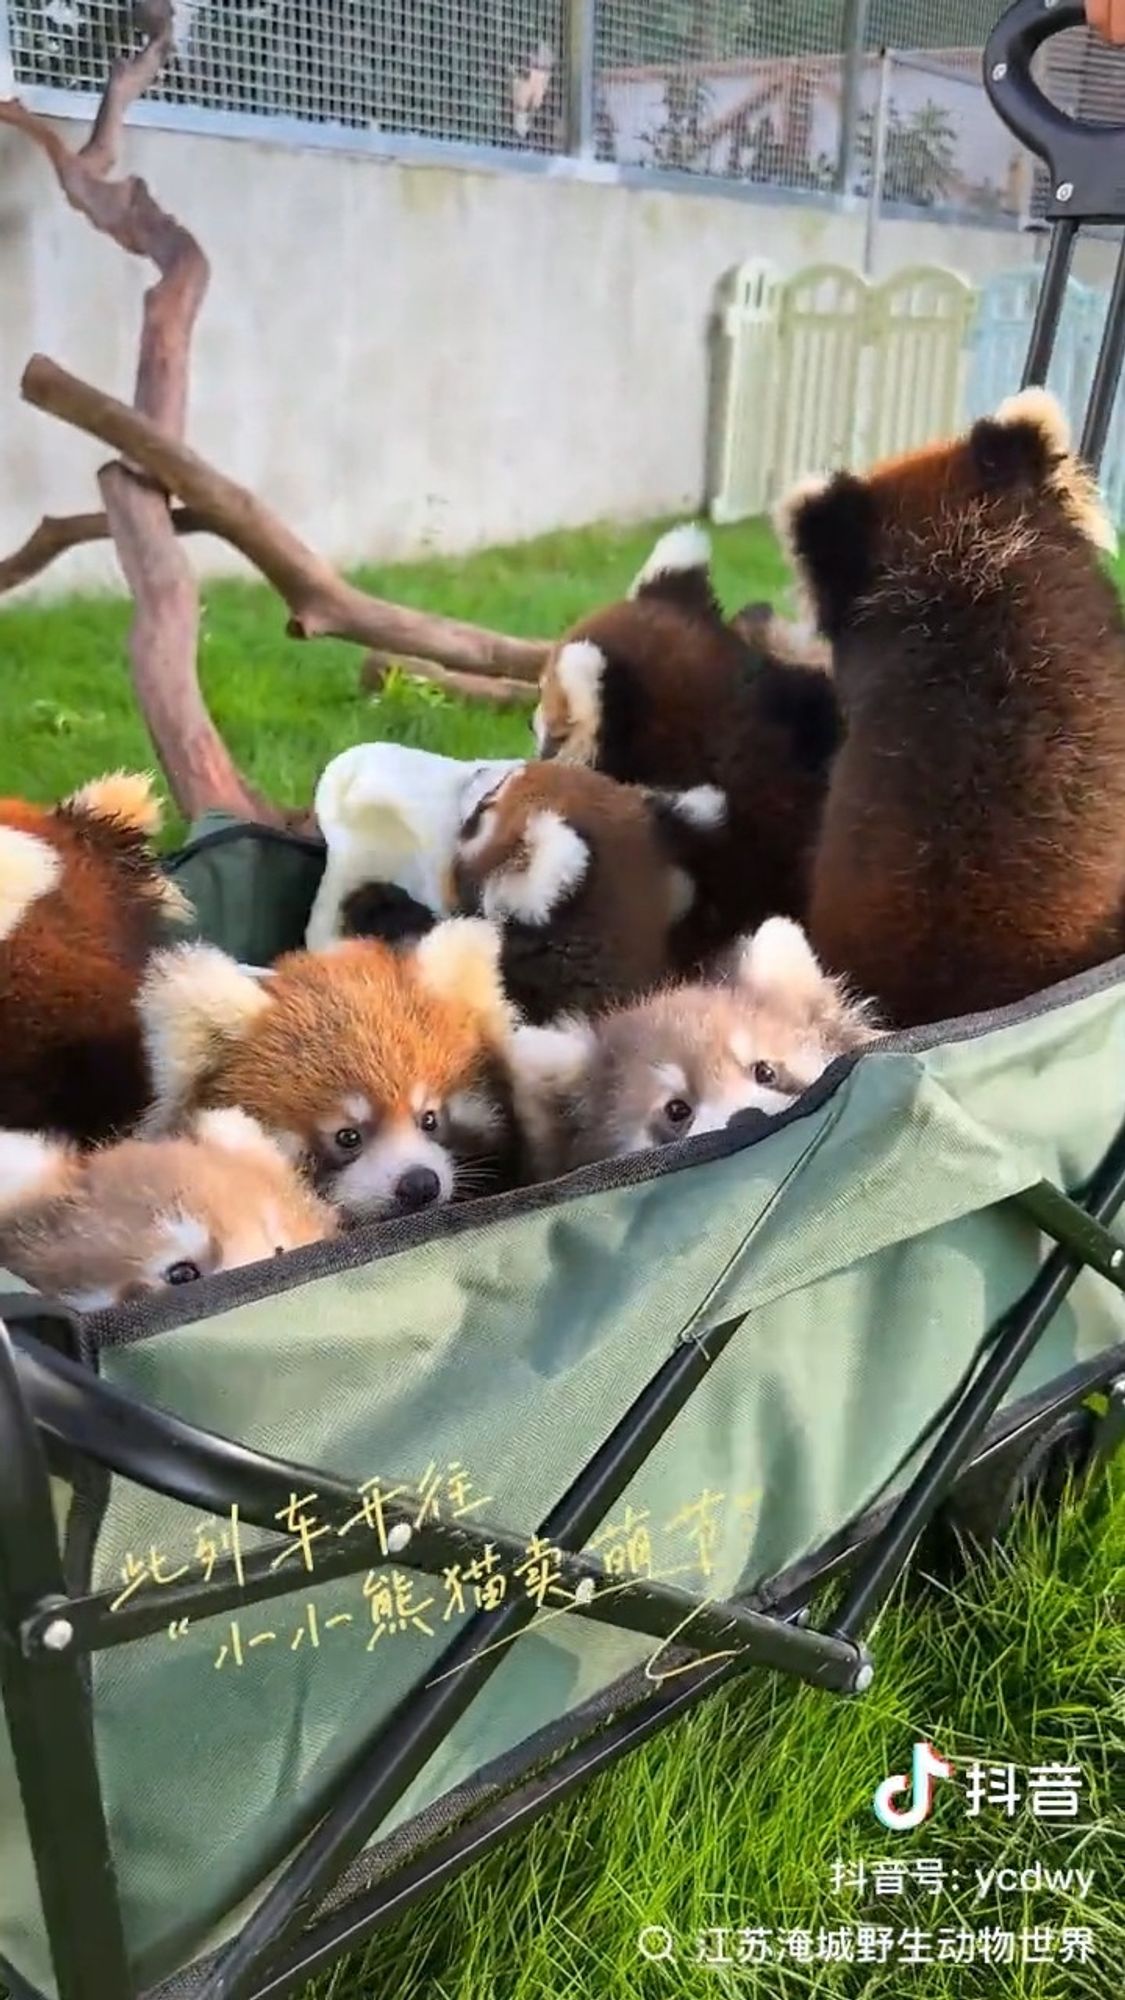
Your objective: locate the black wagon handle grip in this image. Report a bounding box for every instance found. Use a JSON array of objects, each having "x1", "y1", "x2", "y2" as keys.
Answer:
[
  {"x1": 985, "y1": 0, "x2": 1088, "y2": 157},
  {"x1": 984, "y1": 0, "x2": 1125, "y2": 223}
]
